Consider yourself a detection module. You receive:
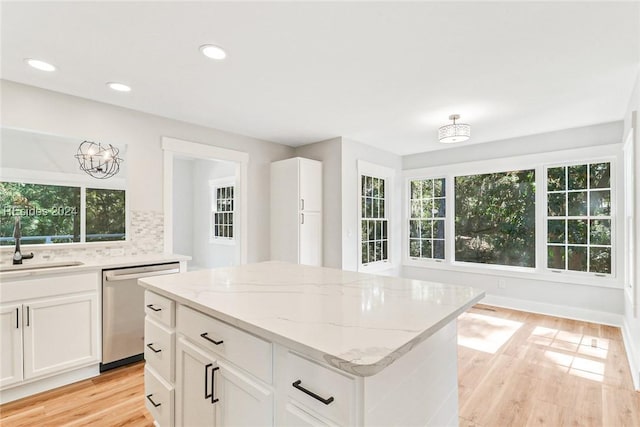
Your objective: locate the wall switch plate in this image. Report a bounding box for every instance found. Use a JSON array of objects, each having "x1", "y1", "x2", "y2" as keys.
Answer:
[{"x1": 498, "y1": 279, "x2": 506, "y2": 289}]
